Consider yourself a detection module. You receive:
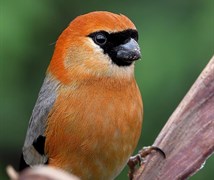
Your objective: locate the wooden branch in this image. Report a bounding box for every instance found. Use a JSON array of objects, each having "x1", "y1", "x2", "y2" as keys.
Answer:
[
  {"x1": 6, "y1": 165, "x2": 79, "y2": 180},
  {"x1": 133, "y1": 55, "x2": 214, "y2": 180}
]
